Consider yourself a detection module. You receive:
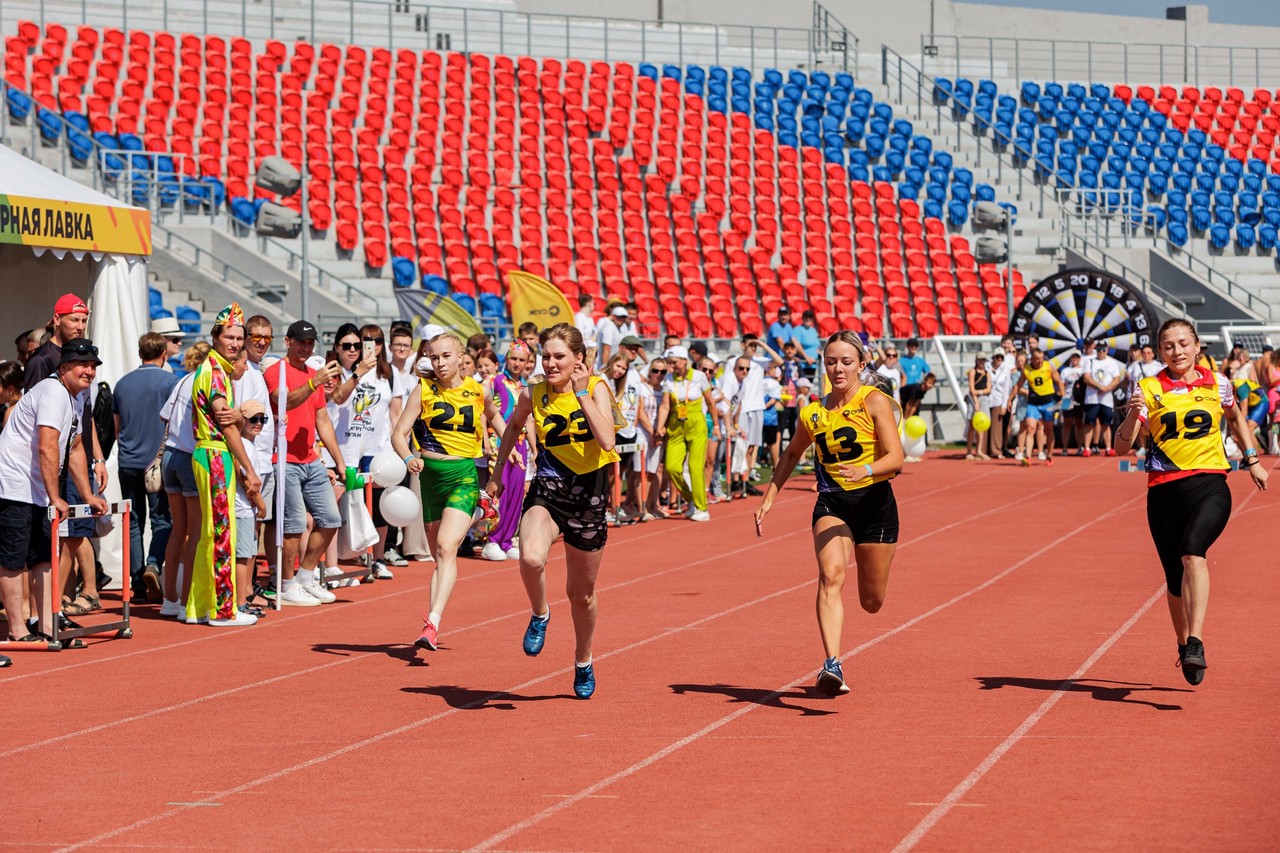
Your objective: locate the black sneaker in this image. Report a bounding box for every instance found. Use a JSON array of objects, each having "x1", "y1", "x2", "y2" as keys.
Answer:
[
  {"x1": 1180, "y1": 637, "x2": 1206, "y2": 685},
  {"x1": 745, "y1": 485, "x2": 763, "y2": 497}
]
